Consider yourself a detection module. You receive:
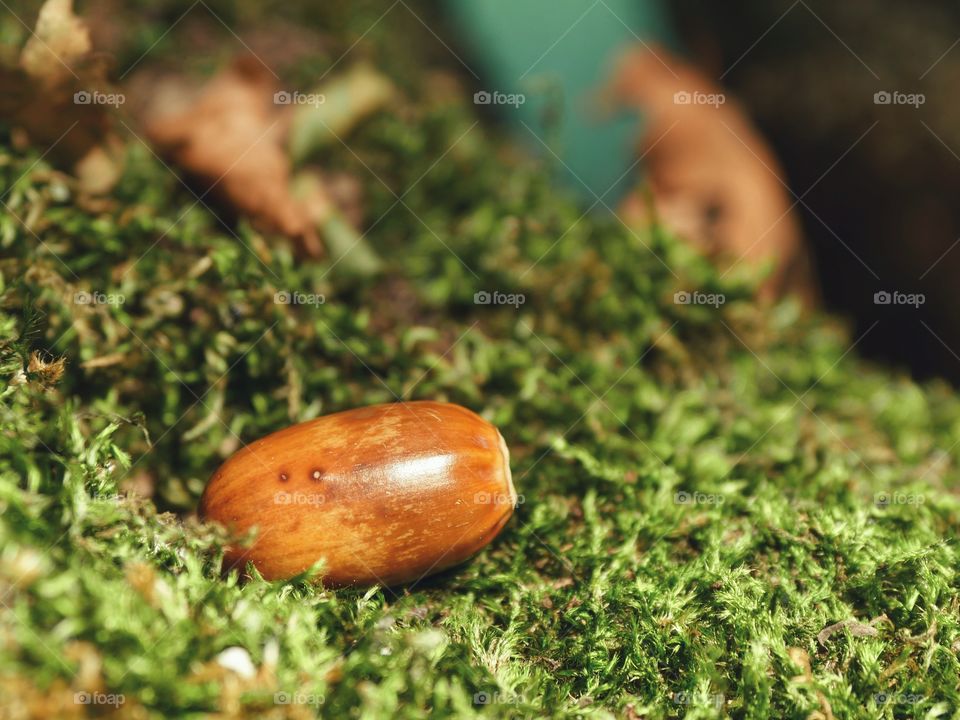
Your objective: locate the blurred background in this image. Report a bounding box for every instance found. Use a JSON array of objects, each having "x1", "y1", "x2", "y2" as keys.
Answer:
[
  {"x1": 671, "y1": 0, "x2": 960, "y2": 380},
  {"x1": 6, "y1": 0, "x2": 960, "y2": 379},
  {"x1": 447, "y1": 0, "x2": 960, "y2": 380}
]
